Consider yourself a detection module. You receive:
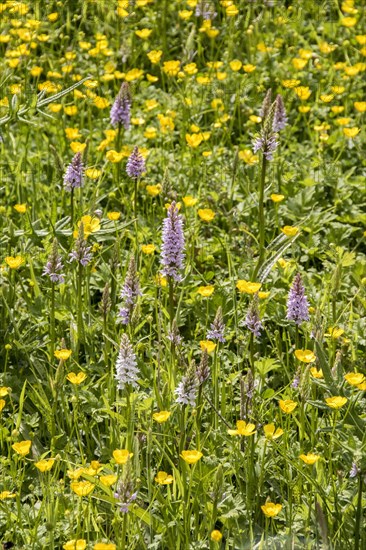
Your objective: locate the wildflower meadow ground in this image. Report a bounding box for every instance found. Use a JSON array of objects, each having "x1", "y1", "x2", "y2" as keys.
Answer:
[{"x1": 0, "y1": 0, "x2": 366, "y2": 549}]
